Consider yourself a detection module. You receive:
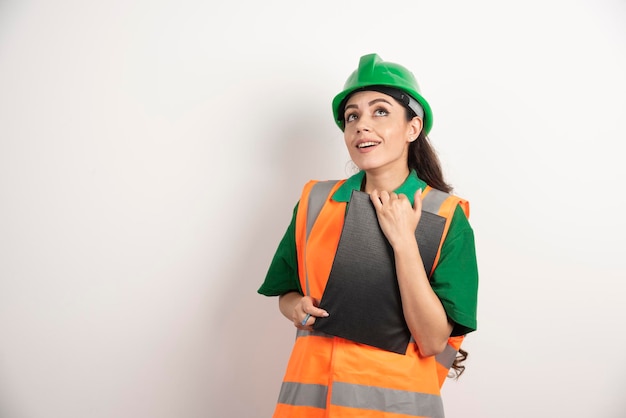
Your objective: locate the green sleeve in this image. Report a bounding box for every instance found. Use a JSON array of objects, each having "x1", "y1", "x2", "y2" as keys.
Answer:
[
  {"x1": 257, "y1": 203, "x2": 302, "y2": 297},
  {"x1": 430, "y1": 204, "x2": 479, "y2": 336}
]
